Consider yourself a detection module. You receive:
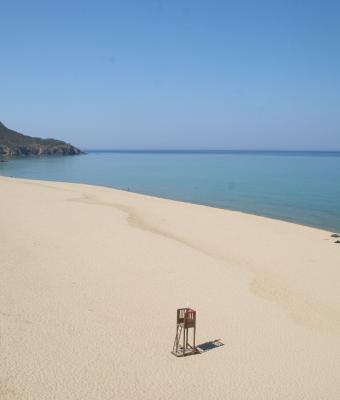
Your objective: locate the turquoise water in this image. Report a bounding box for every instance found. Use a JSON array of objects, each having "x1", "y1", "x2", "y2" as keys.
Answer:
[{"x1": 1, "y1": 150, "x2": 340, "y2": 232}]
